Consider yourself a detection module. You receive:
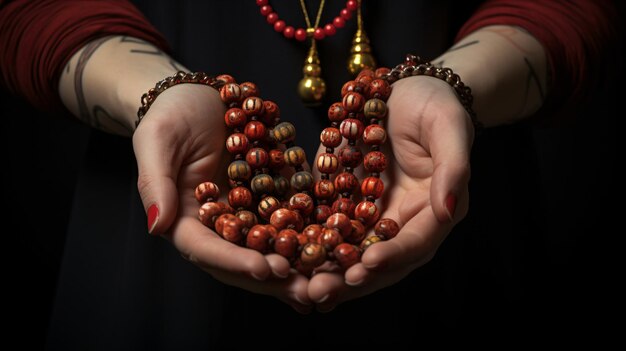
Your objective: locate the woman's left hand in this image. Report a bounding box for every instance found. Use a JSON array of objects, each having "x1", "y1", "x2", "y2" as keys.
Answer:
[{"x1": 307, "y1": 76, "x2": 474, "y2": 312}]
